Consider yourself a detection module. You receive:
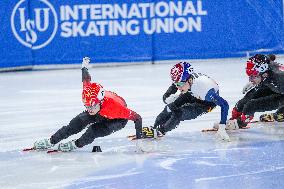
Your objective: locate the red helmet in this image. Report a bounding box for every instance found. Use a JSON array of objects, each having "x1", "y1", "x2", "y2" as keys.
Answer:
[
  {"x1": 82, "y1": 83, "x2": 105, "y2": 106},
  {"x1": 246, "y1": 54, "x2": 269, "y2": 76},
  {"x1": 170, "y1": 62, "x2": 194, "y2": 83}
]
